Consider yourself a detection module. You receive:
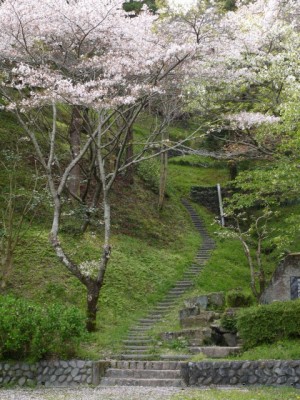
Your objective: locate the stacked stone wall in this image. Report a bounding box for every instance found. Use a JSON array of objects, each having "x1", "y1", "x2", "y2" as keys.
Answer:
[
  {"x1": 182, "y1": 360, "x2": 300, "y2": 388},
  {"x1": 0, "y1": 360, "x2": 108, "y2": 387},
  {"x1": 190, "y1": 186, "x2": 233, "y2": 215}
]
